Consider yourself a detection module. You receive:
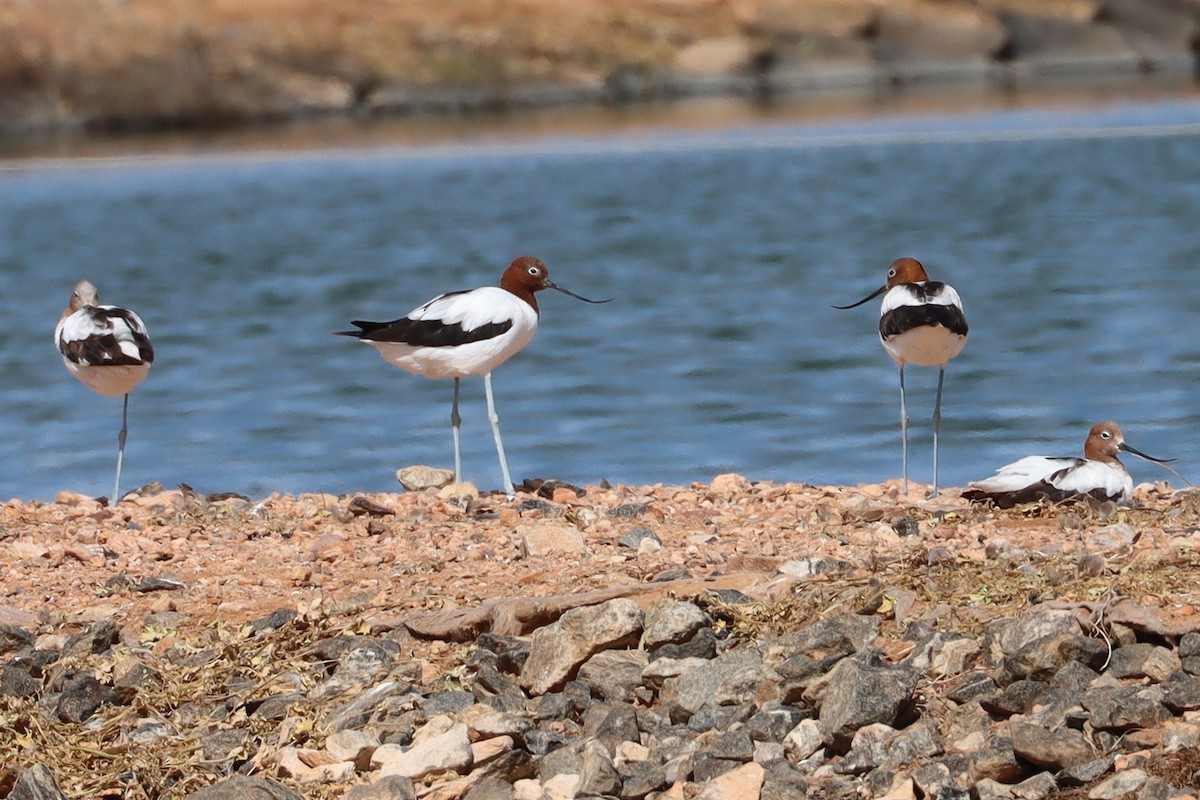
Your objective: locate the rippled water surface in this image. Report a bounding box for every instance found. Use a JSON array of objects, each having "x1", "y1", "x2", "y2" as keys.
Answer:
[{"x1": 3, "y1": 97, "x2": 1200, "y2": 499}]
